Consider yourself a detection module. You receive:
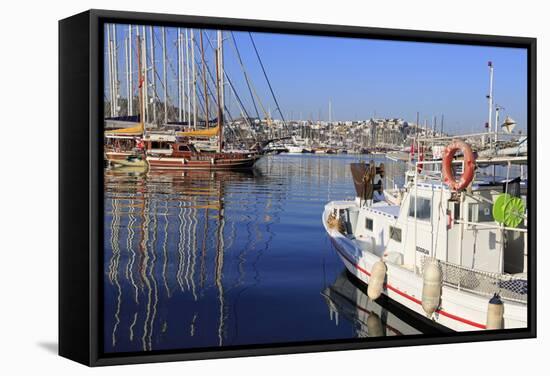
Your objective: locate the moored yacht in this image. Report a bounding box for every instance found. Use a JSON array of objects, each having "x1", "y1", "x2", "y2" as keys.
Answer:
[
  {"x1": 144, "y1": 127, "x2": 262, "y2": 170},
  {"x1": 322, "y1": 140, "x2": 528, "y2": 331}
]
